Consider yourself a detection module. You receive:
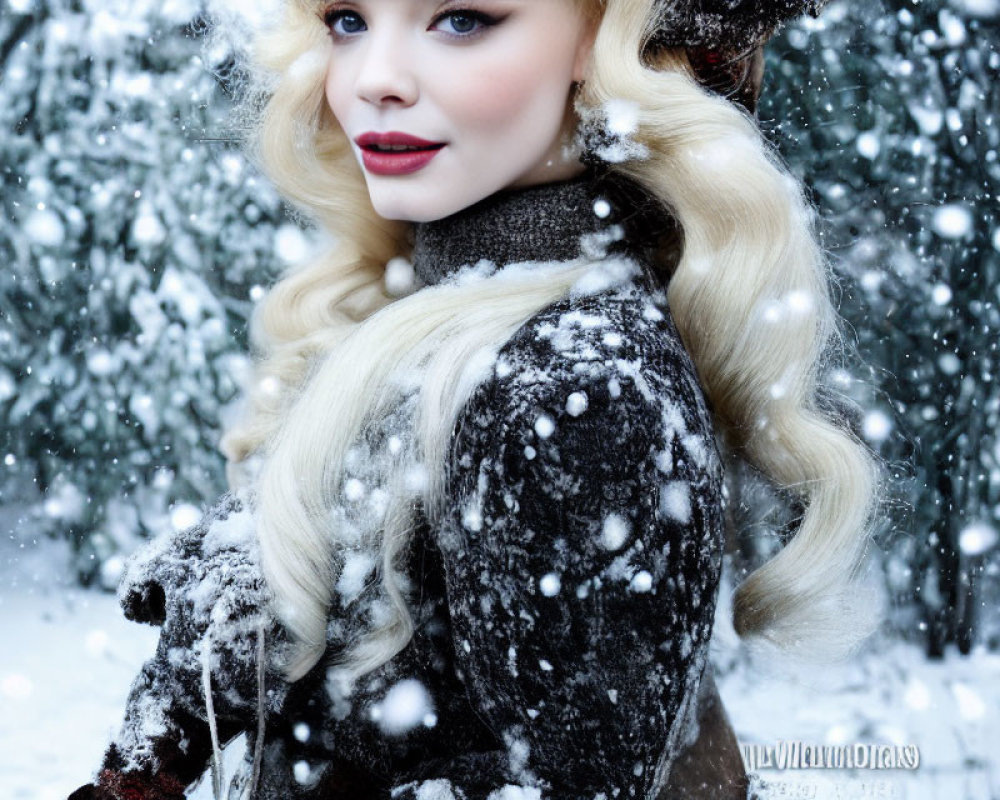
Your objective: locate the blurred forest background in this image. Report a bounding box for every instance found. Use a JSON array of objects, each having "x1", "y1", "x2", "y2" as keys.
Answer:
[{"x1": 1, "y1": 0, "x2": 999, "y2": 665}]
